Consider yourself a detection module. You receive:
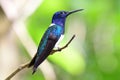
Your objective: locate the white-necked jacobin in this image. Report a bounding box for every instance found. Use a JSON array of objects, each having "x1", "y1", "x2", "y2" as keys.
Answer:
[{"x1": 28, "y1": 9, "x2": 83, "y2": 74}]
